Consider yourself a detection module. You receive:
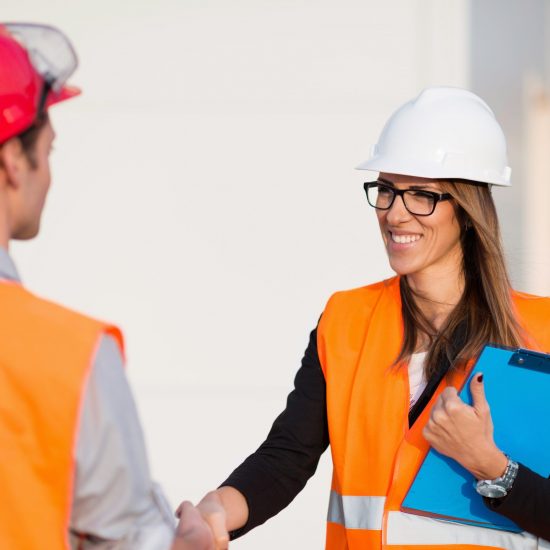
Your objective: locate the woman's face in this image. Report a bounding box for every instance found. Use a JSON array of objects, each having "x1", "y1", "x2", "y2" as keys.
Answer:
[{"x1": 376, "y1": 173, "x2": 463, "y2": 278}]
